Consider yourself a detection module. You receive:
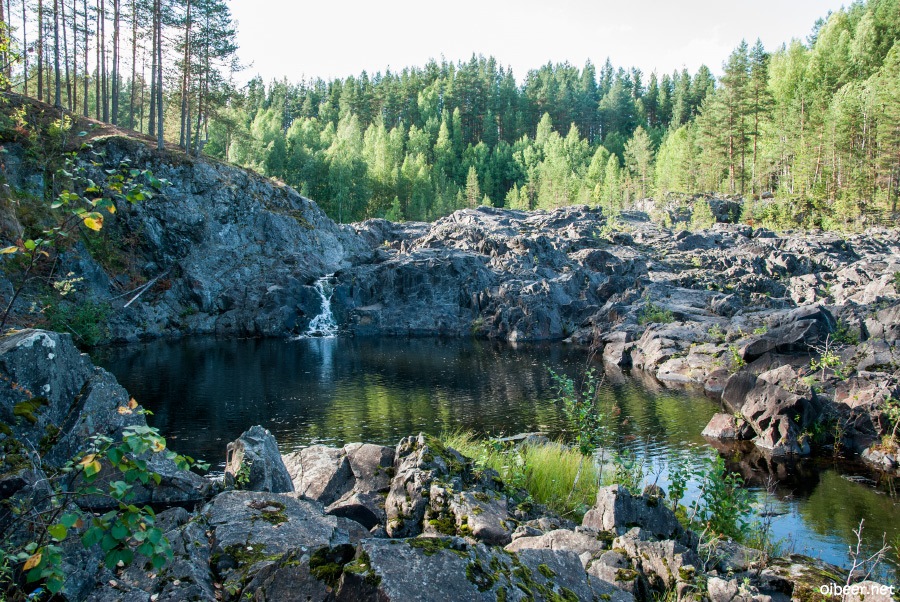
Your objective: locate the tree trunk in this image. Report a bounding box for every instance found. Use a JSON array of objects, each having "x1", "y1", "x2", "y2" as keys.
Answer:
[
  {"x1": 147, "y1": 0, "x2": 156, "y2": 134},
  {"x1": 71, "y1": 0, "x2": 78, "y2": 111},
  {"x1": 83, "y1": 0, "x2": 88, "y2": 116},
  {"x1": 38, "y1": 0, "x2": 44, "y2": 101},
  {"x1": 62, "y1": 0, "x2": 72, "y2": 108},
  {"x1": 100, "y1": 0, "x2": 108, "y2": 122},
  {"x1": 110, "y1": 0, "x2": 118, "y2": 124},
  {"x1": 179, "y1": 0, "x2": 191, "y2": 151},
  {"x1": 21, "y1": 0, "x2": 28, "y2": 95},
  {"x1": 53, "y1": 0, "x2": 61, "y2": 107},
  {"x1": 155, "y1": 0, "x2": 163, "y2": 149},
  {"x1": 128, "y1": 0, "x2": 136, "y2": 129},
  {"x1": 94, "y1": 0, "x2": 100, "y2": 119}
]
